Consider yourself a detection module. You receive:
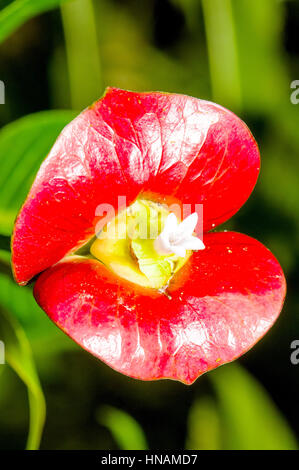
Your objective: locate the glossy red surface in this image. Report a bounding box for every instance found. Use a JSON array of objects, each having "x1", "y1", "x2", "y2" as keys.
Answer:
[
  {"x1": 34, "y1": 232, "x2": 285, "y2": 384},
  {"x1": 12, "y1": 88, "x2": 285, "y2": 383}
]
